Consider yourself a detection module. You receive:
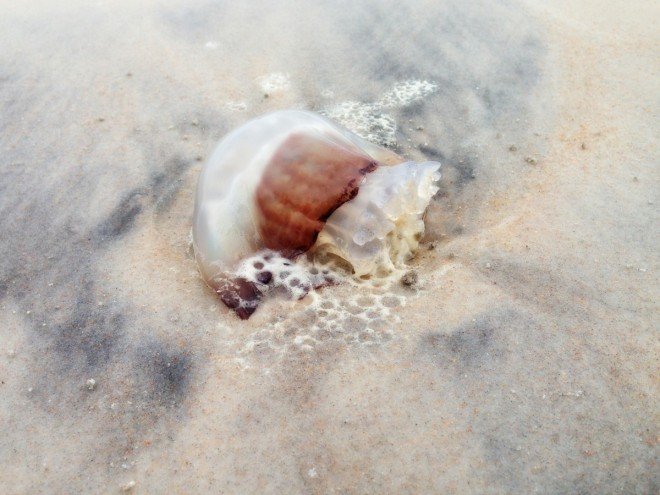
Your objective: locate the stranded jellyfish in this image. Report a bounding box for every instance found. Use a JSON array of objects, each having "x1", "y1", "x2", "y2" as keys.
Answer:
[{"x1": 193, "y1": 110, "x2": 440, "y2": 318}]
